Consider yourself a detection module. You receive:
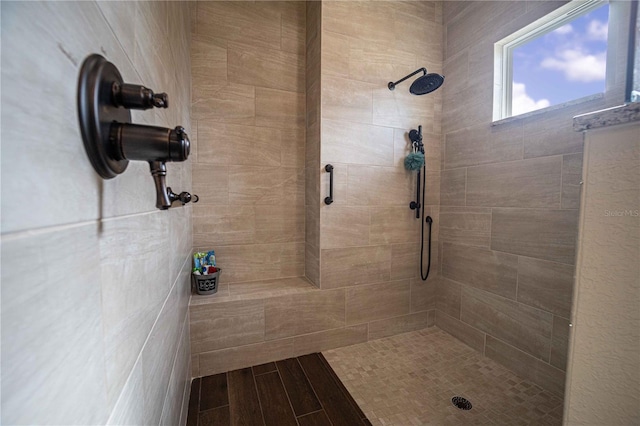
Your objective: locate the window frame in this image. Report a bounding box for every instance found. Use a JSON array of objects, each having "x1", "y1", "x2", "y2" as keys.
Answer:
[{"x1": 493, "y1": 0, "x2": 609, "y2": 121}]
